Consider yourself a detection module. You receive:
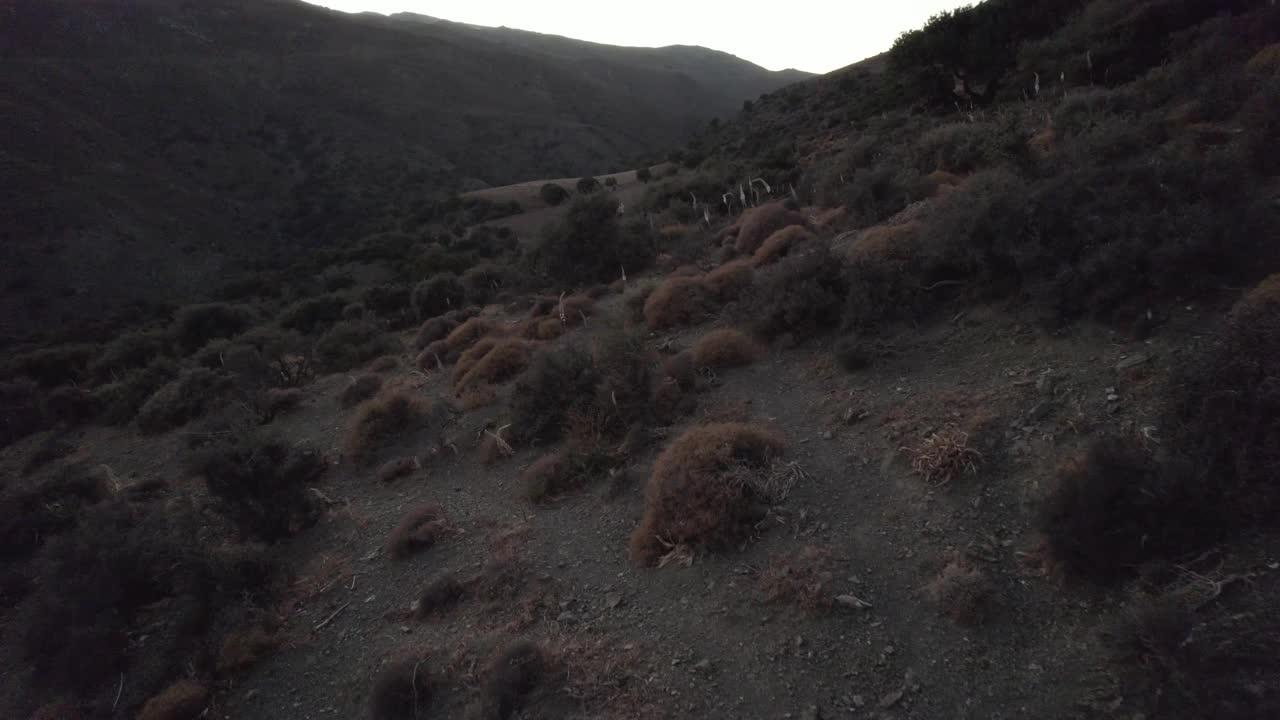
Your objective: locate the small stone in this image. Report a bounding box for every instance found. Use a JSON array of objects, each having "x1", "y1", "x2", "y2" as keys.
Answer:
[
  {"x1": 1035, "y1": 371, "x2": 1055, "y2": 393},
  {"x1": 851, "y1": 694, "x2": 865, "y2": 708},
  {"x1": 605, "y1": 593, "x2": 624, "y2": 609},
  {"x1": 1116, "y1": 353, "x2": 1151, "y2": 371},
  {"x1": 884, "y1": 645, "x2": 896, "y2": 656},
  {"x1": 821, "y1": 431, "x2": 834, "y2": 440},
  {"x1": 694, "y1": 659, "x2": 712, "y2": 672},
  {"x1": 556, "y1": 611, "x2": 578, "y2": 624},
  {"x1": 834, "y1": 594, "x2": 872, "y2": 610},
  {"x1": 801, "y1": 706, "x2": 822, "y2": 720},
  {"x1": 399, "y1": 625, "x2": 411, "y2": 634},
  {"x1": 878, "y1": 689, "x2": 904, "y2": 709}
]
